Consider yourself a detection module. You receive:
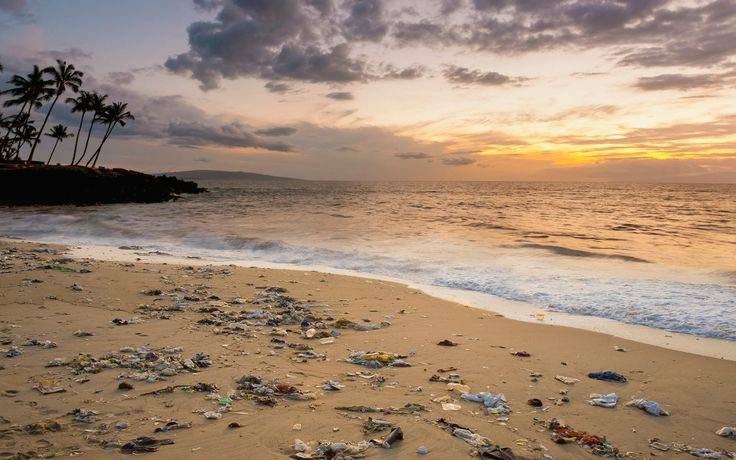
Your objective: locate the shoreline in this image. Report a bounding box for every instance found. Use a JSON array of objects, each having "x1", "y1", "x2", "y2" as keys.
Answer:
[
  {"x1": 1, "y1": 239, "x2": 735, "y2": 458},
  {"x1": 51, "y1": 239, "x2": 736, "y2": 362}
]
